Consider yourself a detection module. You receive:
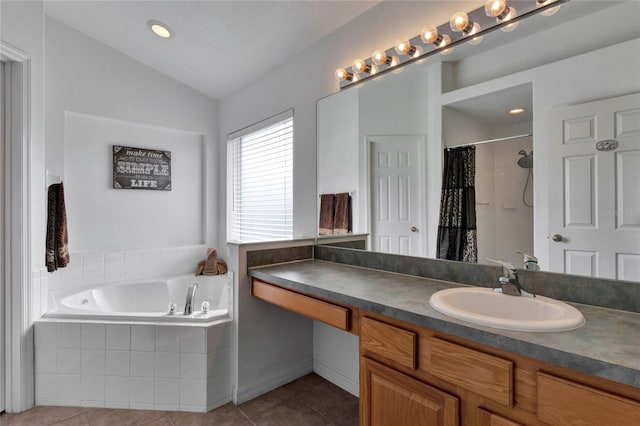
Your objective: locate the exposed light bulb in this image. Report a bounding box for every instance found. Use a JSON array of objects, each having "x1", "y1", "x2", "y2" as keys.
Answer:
[
  {"x1": 485, "y1": 0, "x2": 507, "y2": 18},
  {"x1": 394, "y1": 38, "x2": 416, "y2": 56},
  {"x1": 334, "y1": 68, "x2": 353, "y2": 81},
  {"x1": 372, "y1": 49, "x2": 392, "y2": 66},
  {"x1": 467, "y1": 22, "x2": 483, "y2": 45},
  {"x1": 509, "y1": 108, "x2": 526, "y2": 115},
  {"x1": 438, "y1": 34, "x2": 453, "y2": 55},
  {"x1": 352, "y1": 58, "x2": 371, "y2": 74},
  {"x1": 420, "y1": 25, "x2": 440, "y2": 44},
  {"x1": 498, "y1": 6, "x2": 519, "y2": 32},
  {"x1": 537, "y1": 0, "x2": 561, "y2": 16},
  {"x1": 450, "y1": 12, "x2": 470, "y2": 33}
]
